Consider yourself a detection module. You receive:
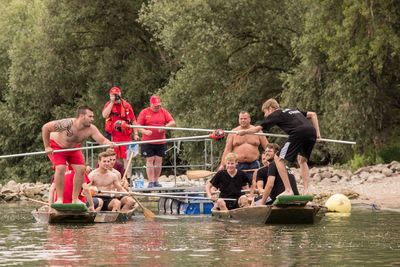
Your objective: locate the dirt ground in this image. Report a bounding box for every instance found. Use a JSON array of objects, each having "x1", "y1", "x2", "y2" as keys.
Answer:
[{"x1": 310, "y1": 174, "x2": 400, "y2": 209}]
